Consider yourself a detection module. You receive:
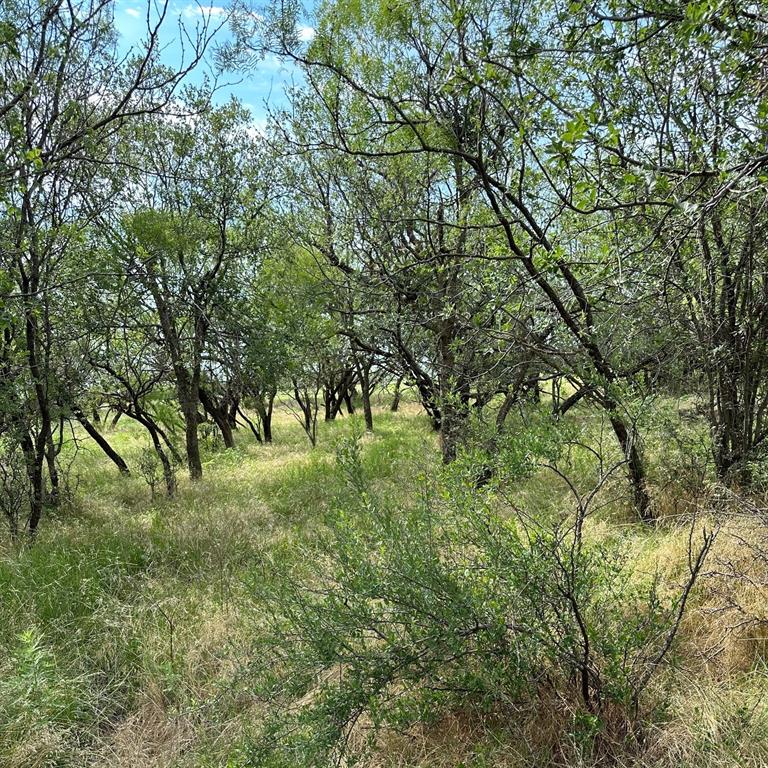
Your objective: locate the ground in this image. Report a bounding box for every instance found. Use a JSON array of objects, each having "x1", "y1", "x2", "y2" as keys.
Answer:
[{"x1": 1, "y1": 399, "x2": 767, "y2": 767}]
